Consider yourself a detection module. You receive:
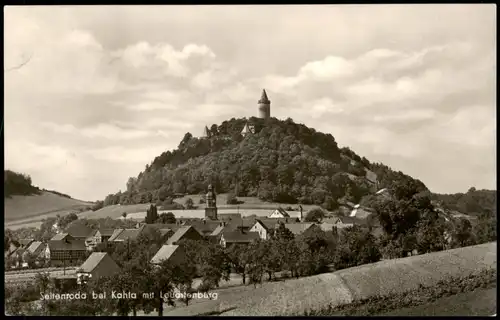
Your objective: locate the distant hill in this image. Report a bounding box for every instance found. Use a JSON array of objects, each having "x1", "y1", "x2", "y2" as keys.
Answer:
[
  {"x1": 4, "y1": 191, "x2": 94, "y2": 224},
  {"x1": 431, "y1": 188, "x2": 496, "y2": 218},
  {"x1": 4, "y1": 170, "x2": 94, "y2": 227},
  {"x1": 101, "y1": 117, "x2": 428, "y2": 211}
]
